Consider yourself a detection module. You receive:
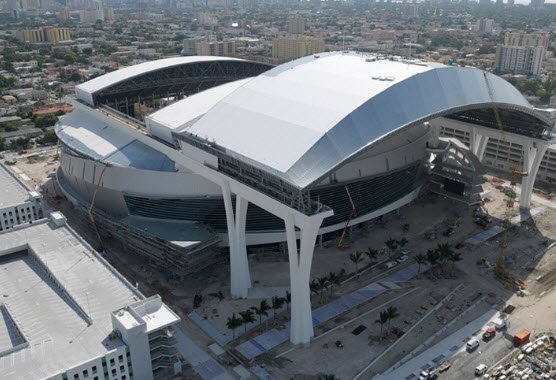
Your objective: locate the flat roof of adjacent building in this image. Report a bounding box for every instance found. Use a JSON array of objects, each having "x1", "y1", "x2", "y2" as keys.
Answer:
[
  {"x1": 0, "y1": 217, "x2": 144, "y2": 380},
  {"x1": 0, "y1": 163, "x2": 32, "y2": 209}
]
